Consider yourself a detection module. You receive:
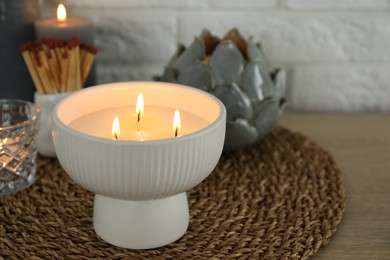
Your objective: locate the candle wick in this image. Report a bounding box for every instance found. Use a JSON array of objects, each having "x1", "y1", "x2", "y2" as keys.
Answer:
[
  {"x1": 137, "y1": 112, "x2": 141, "y2": 123},
  {"x1": 175, "y1": 127, "x2": 178, "y2": 138},
  {"x1": 115, "y1": 133, "x2": 118, "y2": 140}
]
